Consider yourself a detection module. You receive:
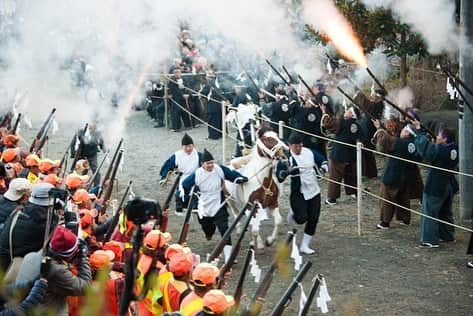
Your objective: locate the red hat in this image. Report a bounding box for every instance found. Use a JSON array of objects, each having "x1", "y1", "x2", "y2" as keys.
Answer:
[
  {"x1": 203, "y1": 290, "x2": 235, "y2": 314},
  {"x1": 102, "y1": 241, "x2": 123, "y2": 262},
  {"x1": 1, "y1": 148, "x2": 18, "y2": 163},
  {"x1": 89, "y1": 250, "x2": 115, "y2": 270},
  {"x1": 192, "y1": 263, "x2": 219, "y2": 286},
  {"x1": 49, "y1": 225, "x2": 79, "y2": 259},
  {"x1": 169, "y1": 253, "x2": 193, "y2": 277}
]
